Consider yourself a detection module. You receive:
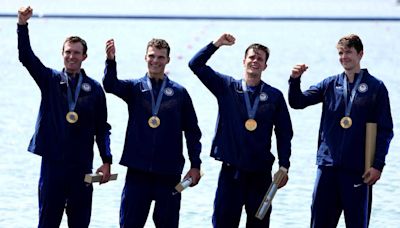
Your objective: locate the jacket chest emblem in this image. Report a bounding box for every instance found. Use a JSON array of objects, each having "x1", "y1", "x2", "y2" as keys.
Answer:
[
  {"x1": 164, "y1": 87, "x2": 174, "y2": 96},
  {"x1": 81, "y1": 83, "x2": 92, "y2": 92},
  {"x1": 259, "y1": 92, "x2": 268, "y2": 101},
  {"x1": 358, "y1": 83, "x2": 368, "y2": 93}
]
